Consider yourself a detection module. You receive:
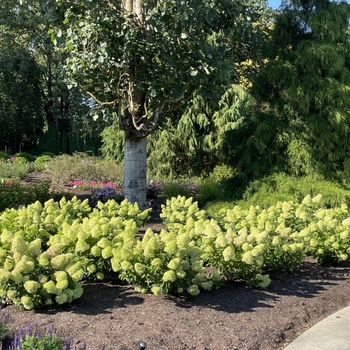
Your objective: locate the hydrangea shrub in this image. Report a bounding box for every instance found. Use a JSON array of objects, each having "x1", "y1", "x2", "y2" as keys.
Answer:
[{"x1": 1, "y1": 193, "x2": 350, "y2": 310}]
